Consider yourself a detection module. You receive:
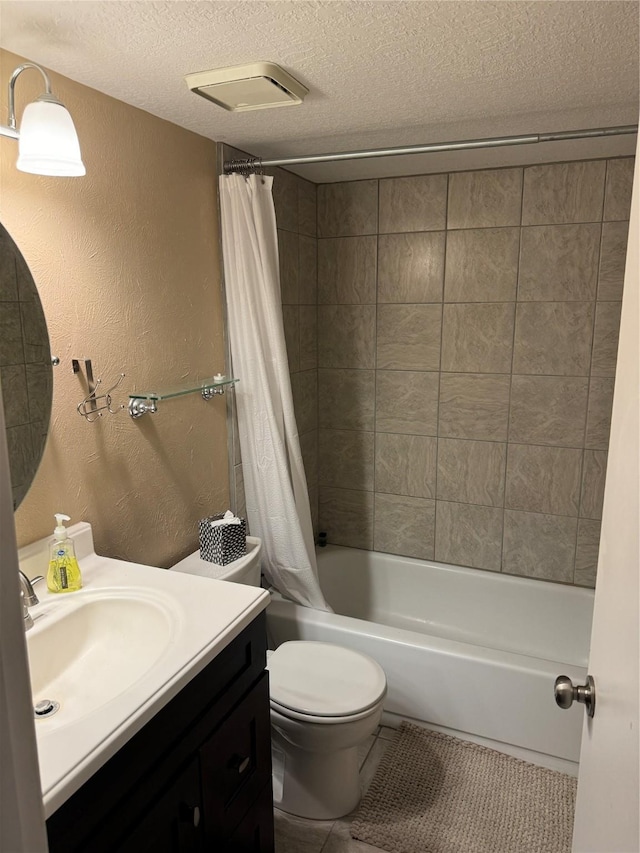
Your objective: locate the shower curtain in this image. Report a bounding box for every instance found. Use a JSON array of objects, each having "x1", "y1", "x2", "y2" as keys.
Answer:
[{"x1": 219, "y1": 173, "x2": 329, "y2": 611}]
